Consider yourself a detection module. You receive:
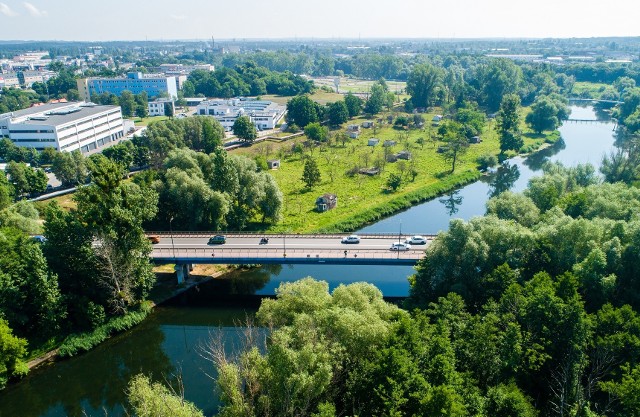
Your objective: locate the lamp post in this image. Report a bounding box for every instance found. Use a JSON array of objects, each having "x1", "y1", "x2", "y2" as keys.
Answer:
[
  {"x1": 169, "y1": 216, "x2": 176, "y2": 263},
  {"x1": 397, "y1": 220, "x2": 402, "y2": 259}
]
